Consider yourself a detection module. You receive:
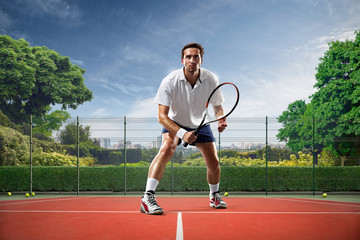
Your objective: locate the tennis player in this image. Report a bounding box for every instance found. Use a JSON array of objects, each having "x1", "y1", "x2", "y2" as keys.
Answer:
[{"x1": 140, "y1": 43, "x2": 228, "y2": 215}]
